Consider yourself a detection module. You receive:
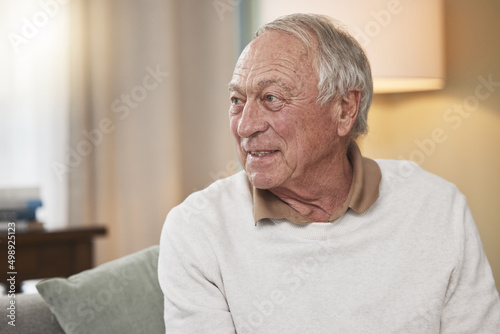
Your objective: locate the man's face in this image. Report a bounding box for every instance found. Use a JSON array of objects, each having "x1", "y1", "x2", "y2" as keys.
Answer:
[{"x1": 228, "y1": 31, "x2": 343, "y2": 191}]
